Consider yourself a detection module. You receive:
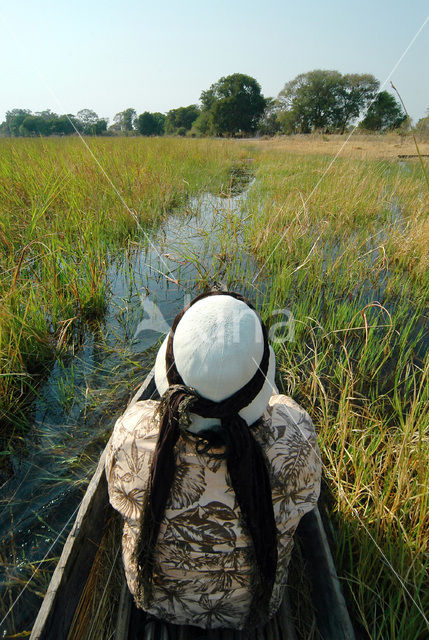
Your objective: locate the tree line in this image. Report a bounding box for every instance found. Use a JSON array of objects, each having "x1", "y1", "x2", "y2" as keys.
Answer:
[
  {"x1": 1, "y1": 70, "x2": 421, "y2": 139},
  {"x1": 1, "y1": 108, "x2": 108, "y2": 137}
]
